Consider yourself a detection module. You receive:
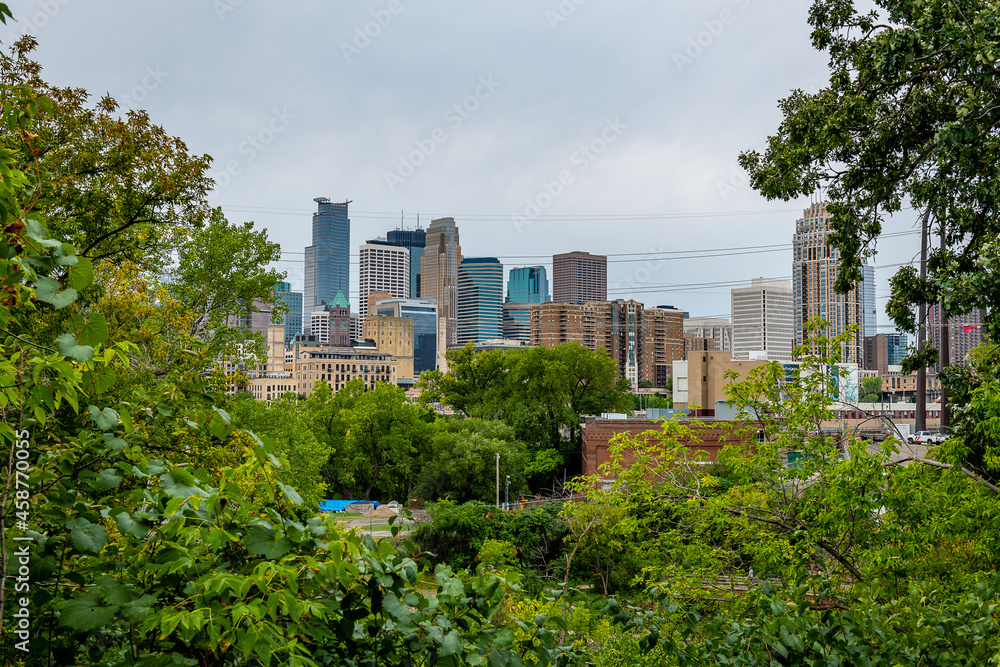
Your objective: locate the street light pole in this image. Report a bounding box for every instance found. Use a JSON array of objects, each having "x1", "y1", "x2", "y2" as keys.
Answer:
[
  {"x1": 505, "y1": 474, "x2": 510, "y2": 511},
  {"x1": 496, "y1": 452, "x2": 500, "y2": 508}
]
